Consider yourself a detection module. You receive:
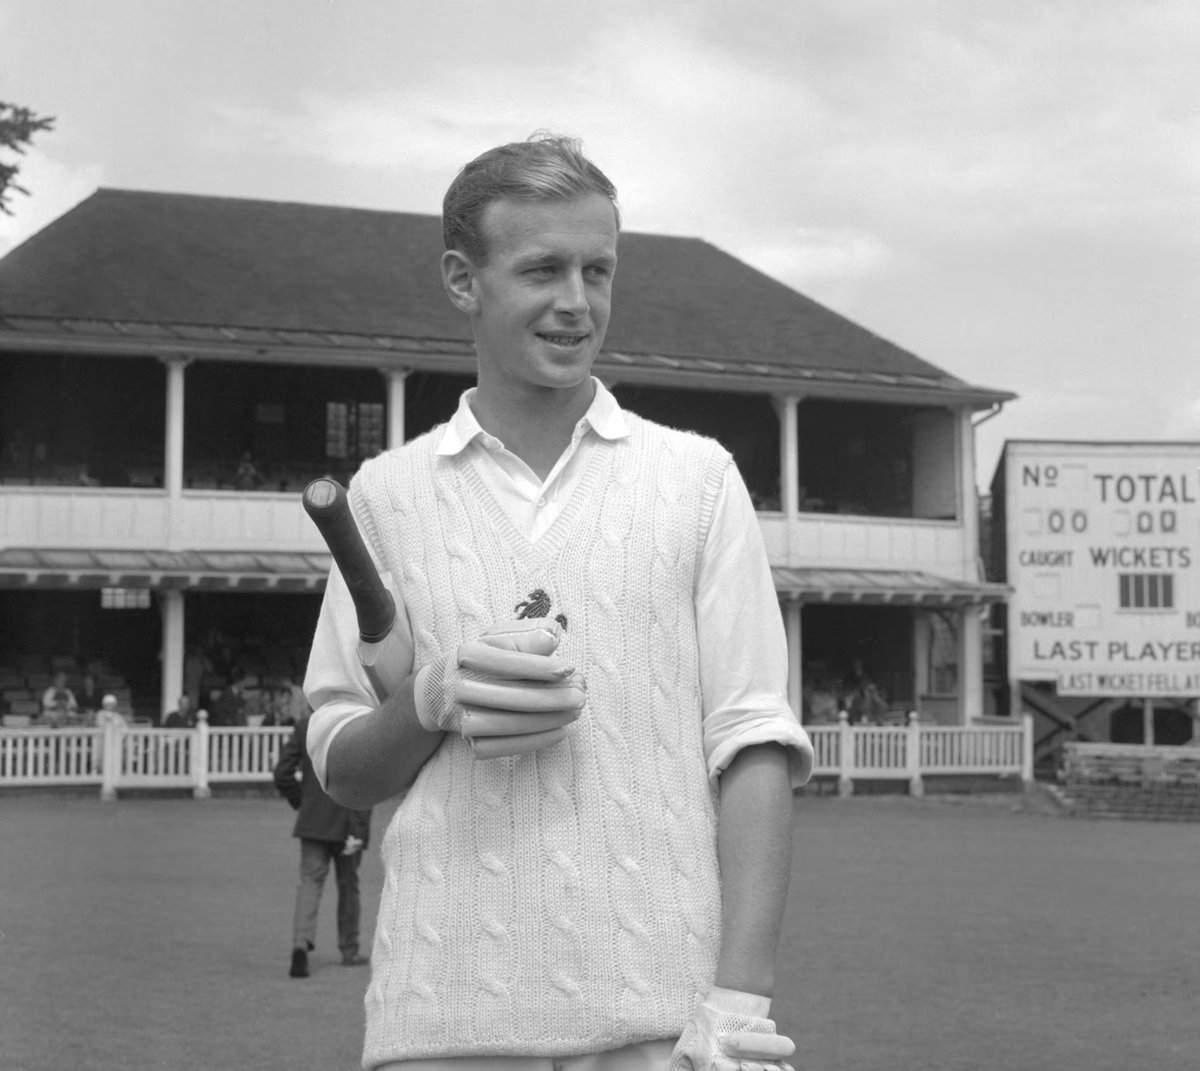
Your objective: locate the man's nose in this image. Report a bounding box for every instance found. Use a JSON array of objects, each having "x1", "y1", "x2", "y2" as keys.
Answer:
[{"x1": 554, "y1": 269, "x2": 589, "y2": 315}]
